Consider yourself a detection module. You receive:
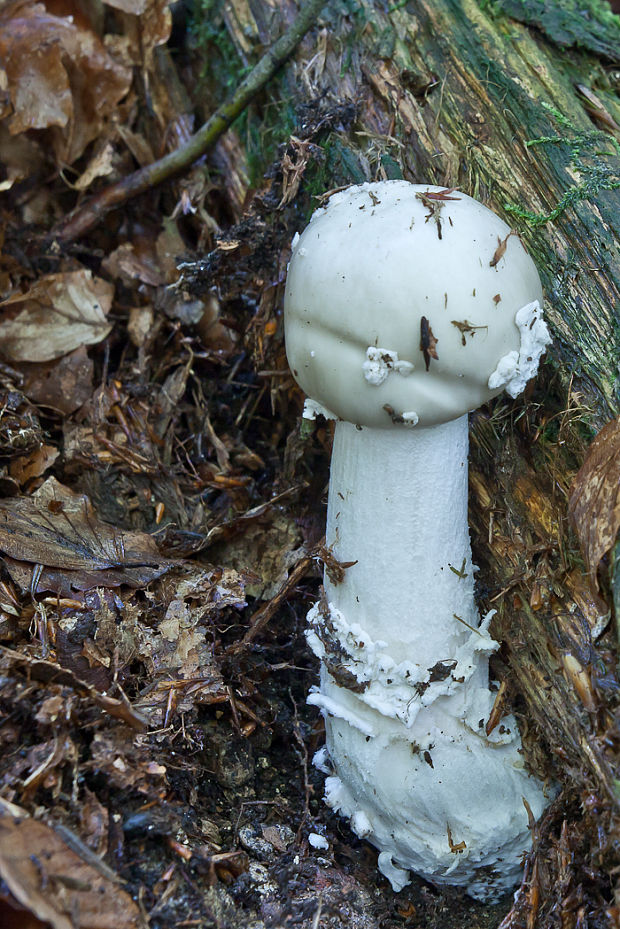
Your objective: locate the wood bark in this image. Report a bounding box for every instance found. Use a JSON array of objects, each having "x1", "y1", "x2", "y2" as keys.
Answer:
[{"x1": 210, "y1": 0, "x2": 620, "y2": 916}]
